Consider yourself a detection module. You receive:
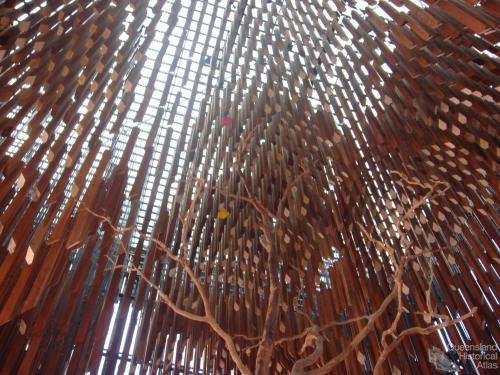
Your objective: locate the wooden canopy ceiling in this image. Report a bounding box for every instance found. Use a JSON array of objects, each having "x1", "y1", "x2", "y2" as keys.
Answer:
[{"x1": 0, "y1": 0, "x2": 498, "y2": 374}]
